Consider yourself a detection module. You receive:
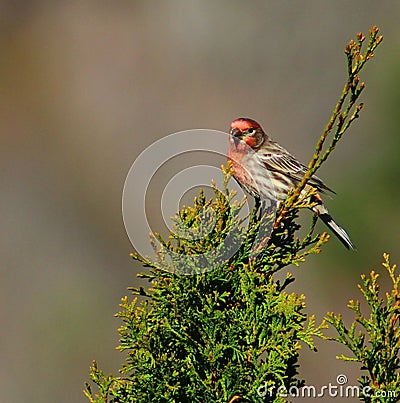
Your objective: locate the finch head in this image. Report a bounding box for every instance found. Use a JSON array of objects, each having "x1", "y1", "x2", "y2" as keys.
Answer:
[{"x1": 230, "y1": 118, "x2": 265, "y2": 149}]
